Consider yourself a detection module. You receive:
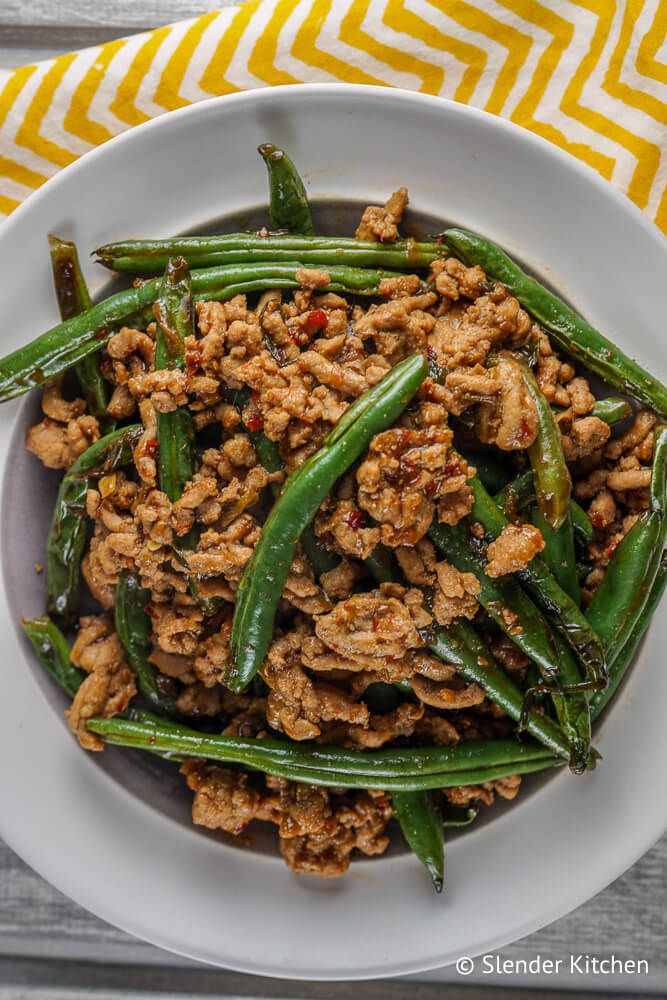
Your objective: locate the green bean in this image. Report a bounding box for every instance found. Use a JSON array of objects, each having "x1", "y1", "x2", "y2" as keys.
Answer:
[
  {"x1": 590, "y1": 556, "x2": 667, "y2": 720},
  {"x1": 45, "y1": 475, "x2": 89, "y2": 625},
  {"x1": 86, "y1": 713, "x2": 559, "y2": 790},
  {"x1": 470, "y1": 476, "x2": 603, "y2": 681},
  {"x1": 69, "y1": 423, "x2": 144, "y2": 478},
  {"x1": 0, "y1": 263, "x2": 400, "y2": 401},
  {"x1": 460, "y1": 448, "x2": 512, "y2": 494},
  {"x1": 115, "y1": 572, "x2": 178, "y2": 716},
  {"x1": 469, "y1": 475, "x2": 605, "y2": 686},
  {"x1": 228, "y1": 354, "x2": 428, "y2": 692},
  {"x1": 531, "y1": 509, "x2": 580, "y2": 604},
  {"x1": 363, "y1": 682, "x2": 402, "y2": 714},
  {"x1": 258, "y1": 143, "x2": 314, "y2": 235},
  {"x1": 153, "y1": 258, "x2": 195, "y2": 502},
  {"x1": 93, "y1": 711, "x2": 552, "y2": 773},
  {"x1": 444, "y1": 228, "x2": 667, "y2": 417},
  {"x1": 502, "y1": 357, "x2": 571, "y2": 530},
  {"x1": 246, "y1": 407, "x2": 387, "y2": 584},
  {"x1": 95, "y1": 235, "x2": 445, "y2": 275},
  {"x1": 48, "y1": 234, "x2": 111, "y2": 426},
  {"x1": 253, "y1": 433, "x2": 283, "y2": 478},
  {"x1": 22, "y1": 616, "x2": 86, "y2": 697},
  {"x1": 46, "y1": 424, "x2": 142, "y2": 625},
  {"x1": 441, "y1": 805, "x2": 478, "y2": 828},
  {"x1": 196, "y1": 275, "x2": 402, "y2": 305},
  {"x1": 571, "y1": 504, "x2": 595, "y2": 546},
  {"x1": 429, "y1": 620, "x2": 572, "y2": 760},
  {"x1": 392, "y1": 791, "x2": 444, "y2": 892},
  {"x1": 586, "y1": 425, "x2": 667, "y2": 665},
  {"x1": 232, "y1": 387, "x2": 339, "y2": 578},
  {"x1": 379, "y1": 557, "x2": 571, "y2": 757},
  {"x1": 263, "y1": 137, "x2": 333, "y2": 571},
  {"x1": 577, "y1": 560, "x2": 591, "y2": 584},
  {"x1": 495, "y1": 471, "x2": 594, "y2": 546},
  {"x1": 300, "y1": 529, "x2": 340, "y2": 576},
  {"x1": 429, "y1": 520, "x2": 592, "y2": 773},
  {"x1": 260, "y1": 141, "x2": 346, "y2": 578},
  {"x1": 494, "y1": 470, "x2": 534, "y2": 520},
  {"x1": 591, "y1": 397, "x2": 633, "y2": 425},
  {"x1": 363, "y1": 545, "x2": 395, "y2": 585},
  {"x1": 19, "y1": 618, "x2": 181, "y2": 761},
  {"x1": 230, "y1": 387, "x2": 283, "y2": 479},
  {"x1": 650, "y1": 424, "x2": 667, "y2": 513}
]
